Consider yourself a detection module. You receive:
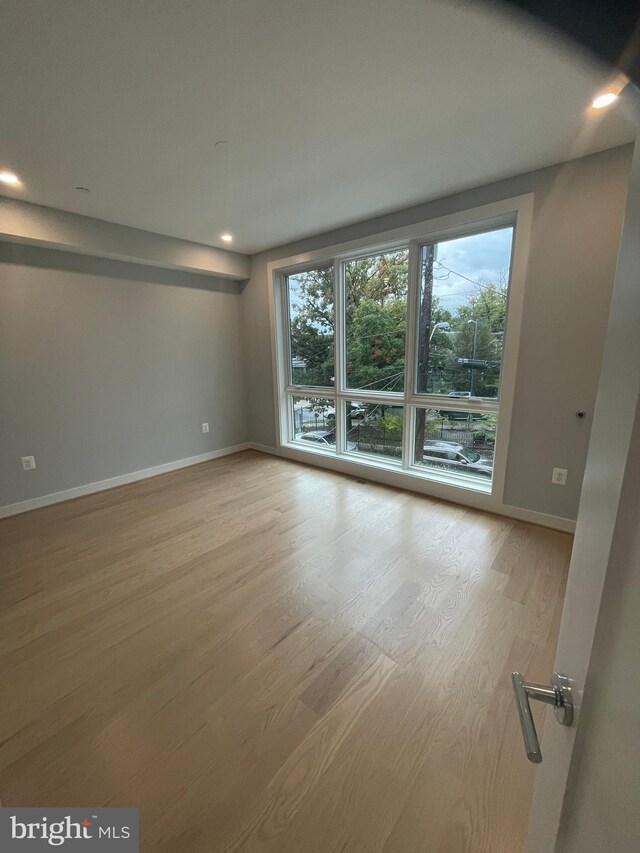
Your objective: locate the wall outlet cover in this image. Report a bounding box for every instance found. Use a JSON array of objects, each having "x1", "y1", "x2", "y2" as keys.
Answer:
[
  {"x1": 21, "y1": 455, "x2": 37, "y2": 471},
  {"x1": 202, "y1": 423, "x2": 210, "y2": 433},
  {"x1": 552, "y1": 467, "x2": 568, "y2": 486}
]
